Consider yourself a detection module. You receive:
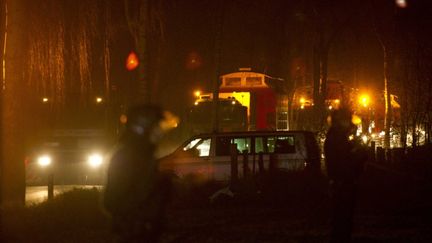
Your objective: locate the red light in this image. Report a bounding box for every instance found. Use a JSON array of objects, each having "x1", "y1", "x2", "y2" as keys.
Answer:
[
  {"x1": 126, "y1": 51, "x2": 139, "y2": 71},
  {"x1": 185, "y1": 51, "x2": 202, "y2": 70}
]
